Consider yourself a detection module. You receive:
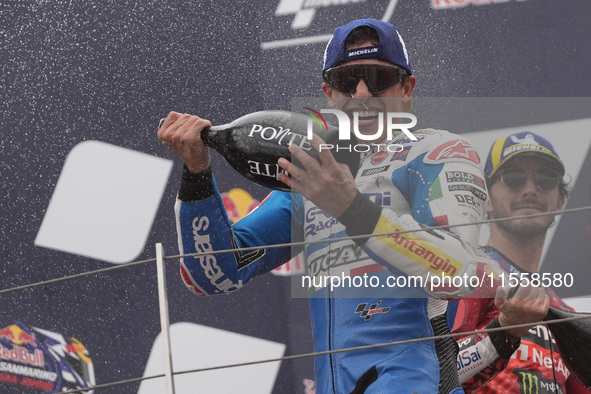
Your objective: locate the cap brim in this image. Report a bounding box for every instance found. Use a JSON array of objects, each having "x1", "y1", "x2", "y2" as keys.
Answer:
[{"x1": 491, "y1": 151, "x2": 565, "y2": 178}]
